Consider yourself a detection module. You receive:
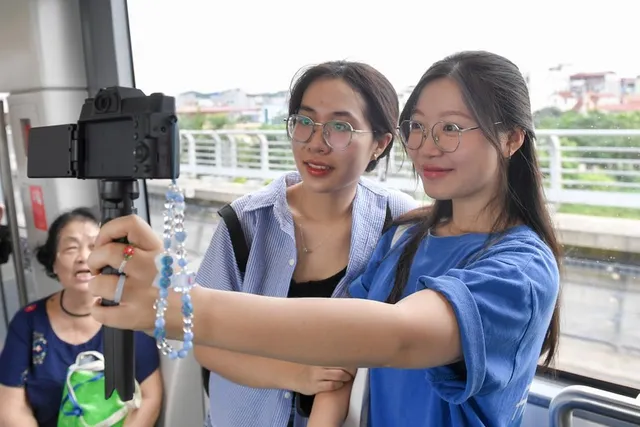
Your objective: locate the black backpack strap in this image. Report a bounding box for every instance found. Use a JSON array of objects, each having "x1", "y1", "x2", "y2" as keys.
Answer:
[
  {"x1": 217, "y1": 204, "x2": 250, "y2": 275},
  {"x1": 201, "y1": 367, "x2": 210, "y2": 397},
  {"x1": 382, "y1": 201, "x2": 393, "y2": 233},
  {"x1": 202, "y1": 204, "x2": 251, "y2": 397}
]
